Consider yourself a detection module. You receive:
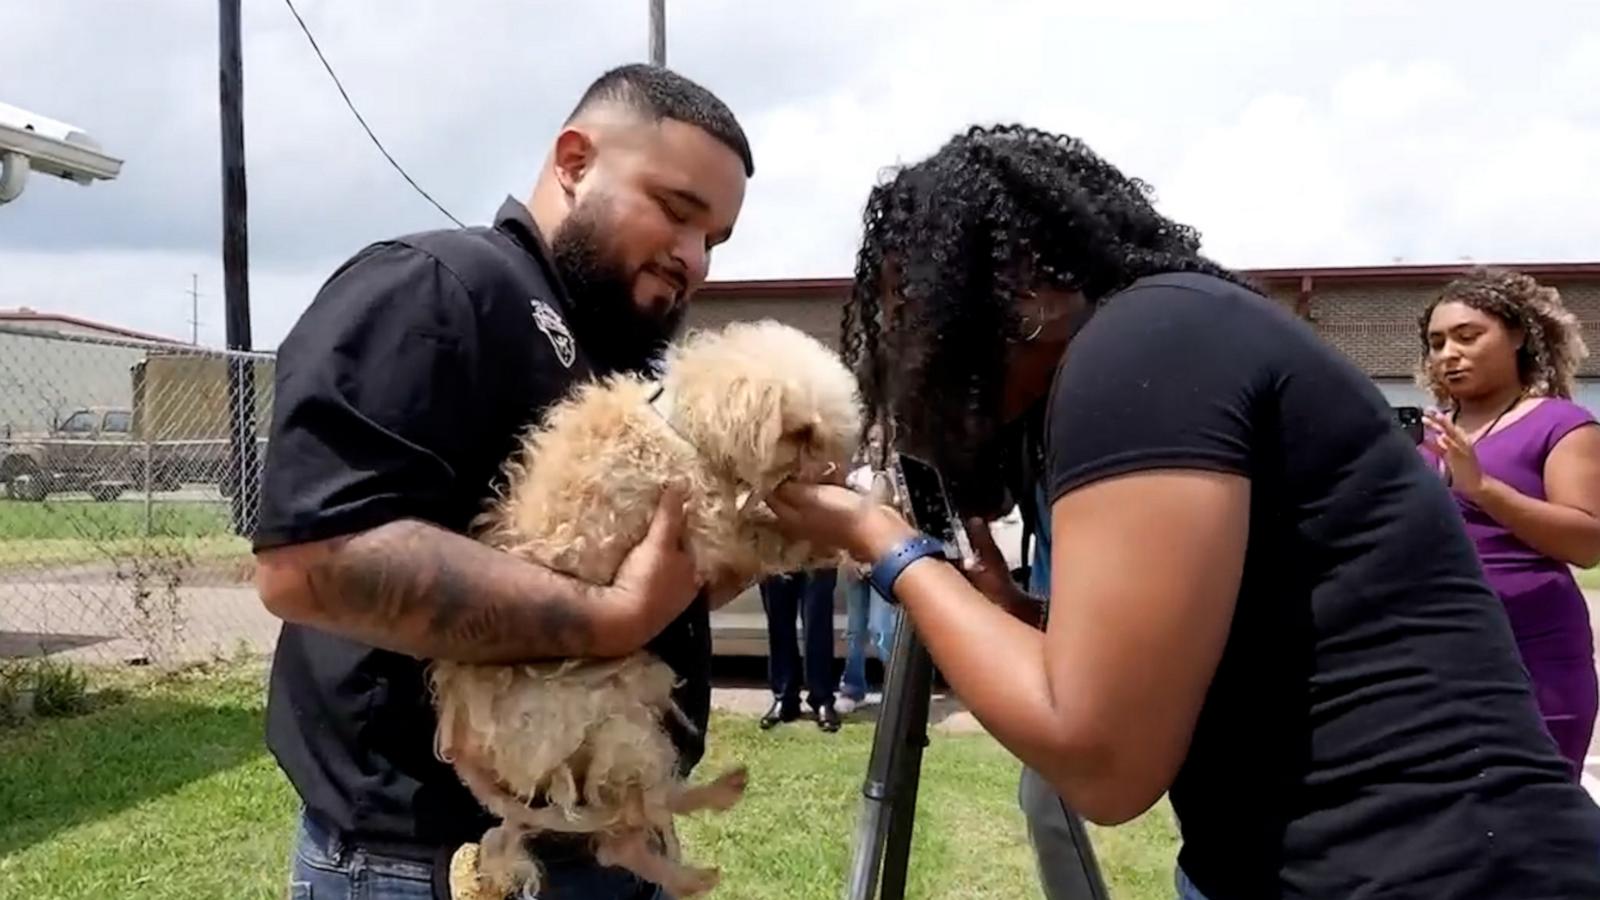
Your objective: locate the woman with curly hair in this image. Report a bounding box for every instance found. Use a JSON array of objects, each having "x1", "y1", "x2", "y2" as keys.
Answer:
[
  {"x1": 1418, "y1": 268, "x2": 1600, "y2": 778},
  {"x1": 766, "y1": 125, "x2": 1600, "y2": 899}
]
